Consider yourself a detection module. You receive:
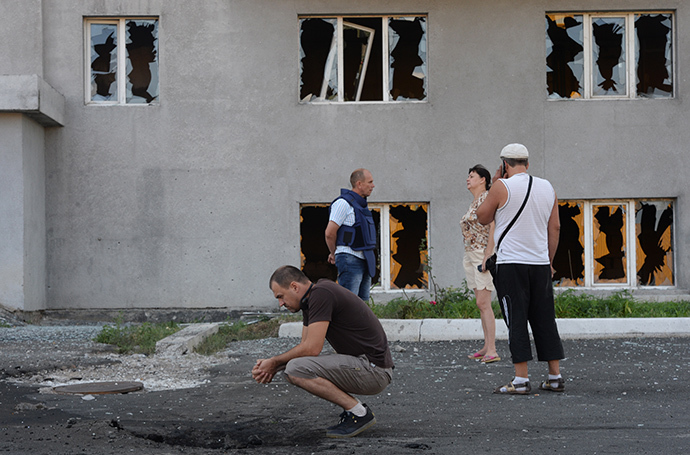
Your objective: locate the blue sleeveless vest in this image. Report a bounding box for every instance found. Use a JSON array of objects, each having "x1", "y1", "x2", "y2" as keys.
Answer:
[{"x1": 331, "y1": 189, "x2": 377, "y2": 277}]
